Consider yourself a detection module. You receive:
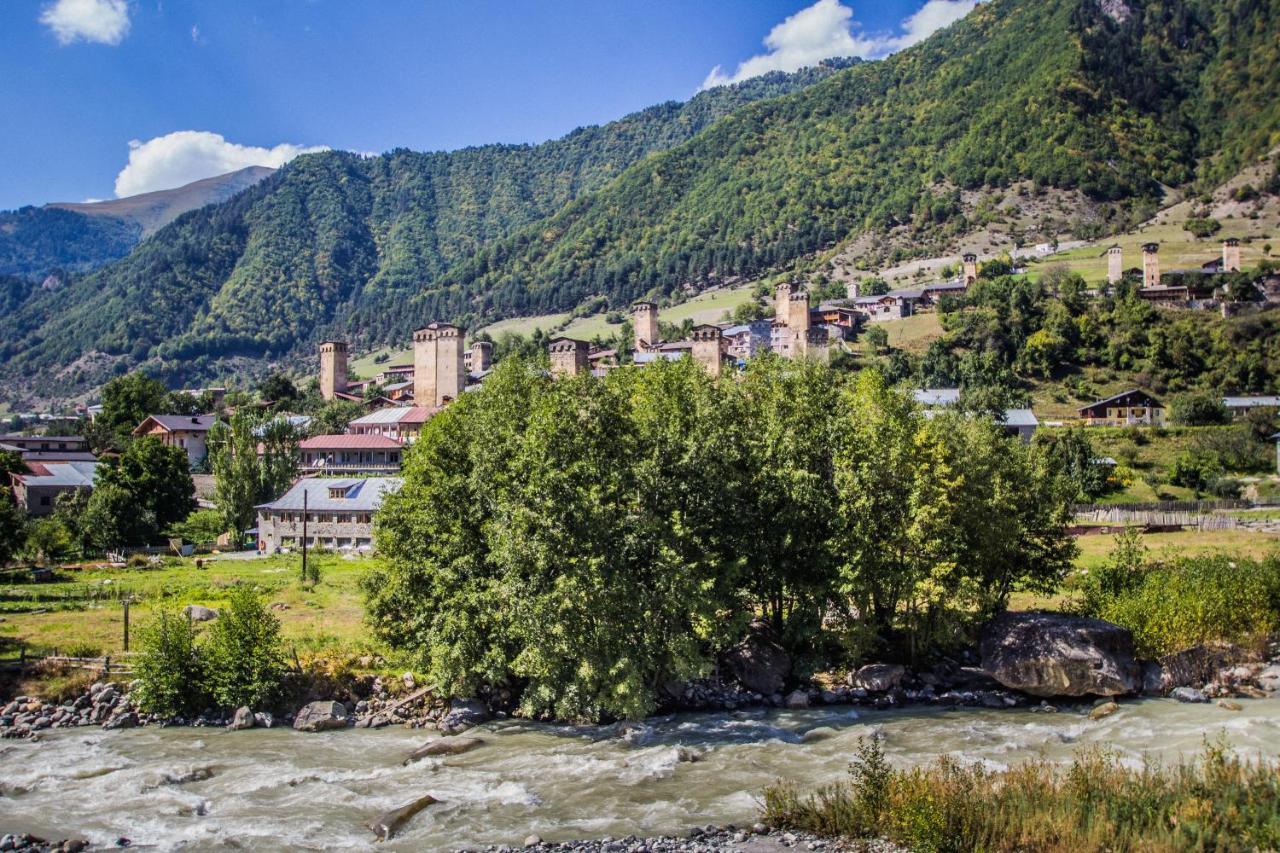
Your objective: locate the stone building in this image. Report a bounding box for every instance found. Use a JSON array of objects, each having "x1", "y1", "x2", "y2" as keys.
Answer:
[
  {"x1": 633, "y1": 302, "x2": 659, "y2": 351},
  {"x1": 1141, "y1": 243, "x2": 1160, "y2": 289},
  {"x1": 255, "y1": 476, "x2": 402, "y2": 553},
  {"x1": 1222, "y1": 238, "x2": 1241, "y2": 273},
  {"x1": 1107, "y1": 246, "x2": 1123, "y2": 285},
  {"x1": 9, "y1": 461, "x2": 99, "y2": 516},
  {"x1": 319, "y1": 341, "x2": 349, "y2": 401},
  {"x1": 962, "y1": 253, "x2": 978, "y2": 285},
  {"x1": 549, "y1": 337, "x2": 591, "y2": 377},
  {"x1": 691, "y1": 324, "x2": 726, "y2": 378},
  {"x1": 132, "y1": 414, "x2": 218, "y2": 468},
  {"x1": 413, "y1": 322, "x2": 467, "y2": 407}
]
